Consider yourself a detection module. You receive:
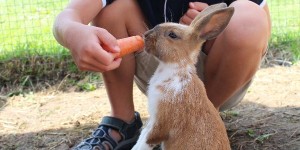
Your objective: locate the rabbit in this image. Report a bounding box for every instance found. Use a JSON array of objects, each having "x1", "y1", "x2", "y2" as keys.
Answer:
[{"x1": 132, "y1": 3, "x2": 234, "y2": 150}]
